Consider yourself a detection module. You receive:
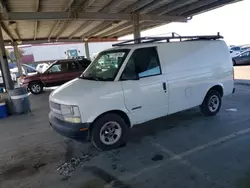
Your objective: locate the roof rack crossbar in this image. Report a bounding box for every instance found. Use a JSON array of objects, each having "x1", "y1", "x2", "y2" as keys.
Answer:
[{"x1": 113, "y1": 33, "x2": 223, "y2": 47}]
